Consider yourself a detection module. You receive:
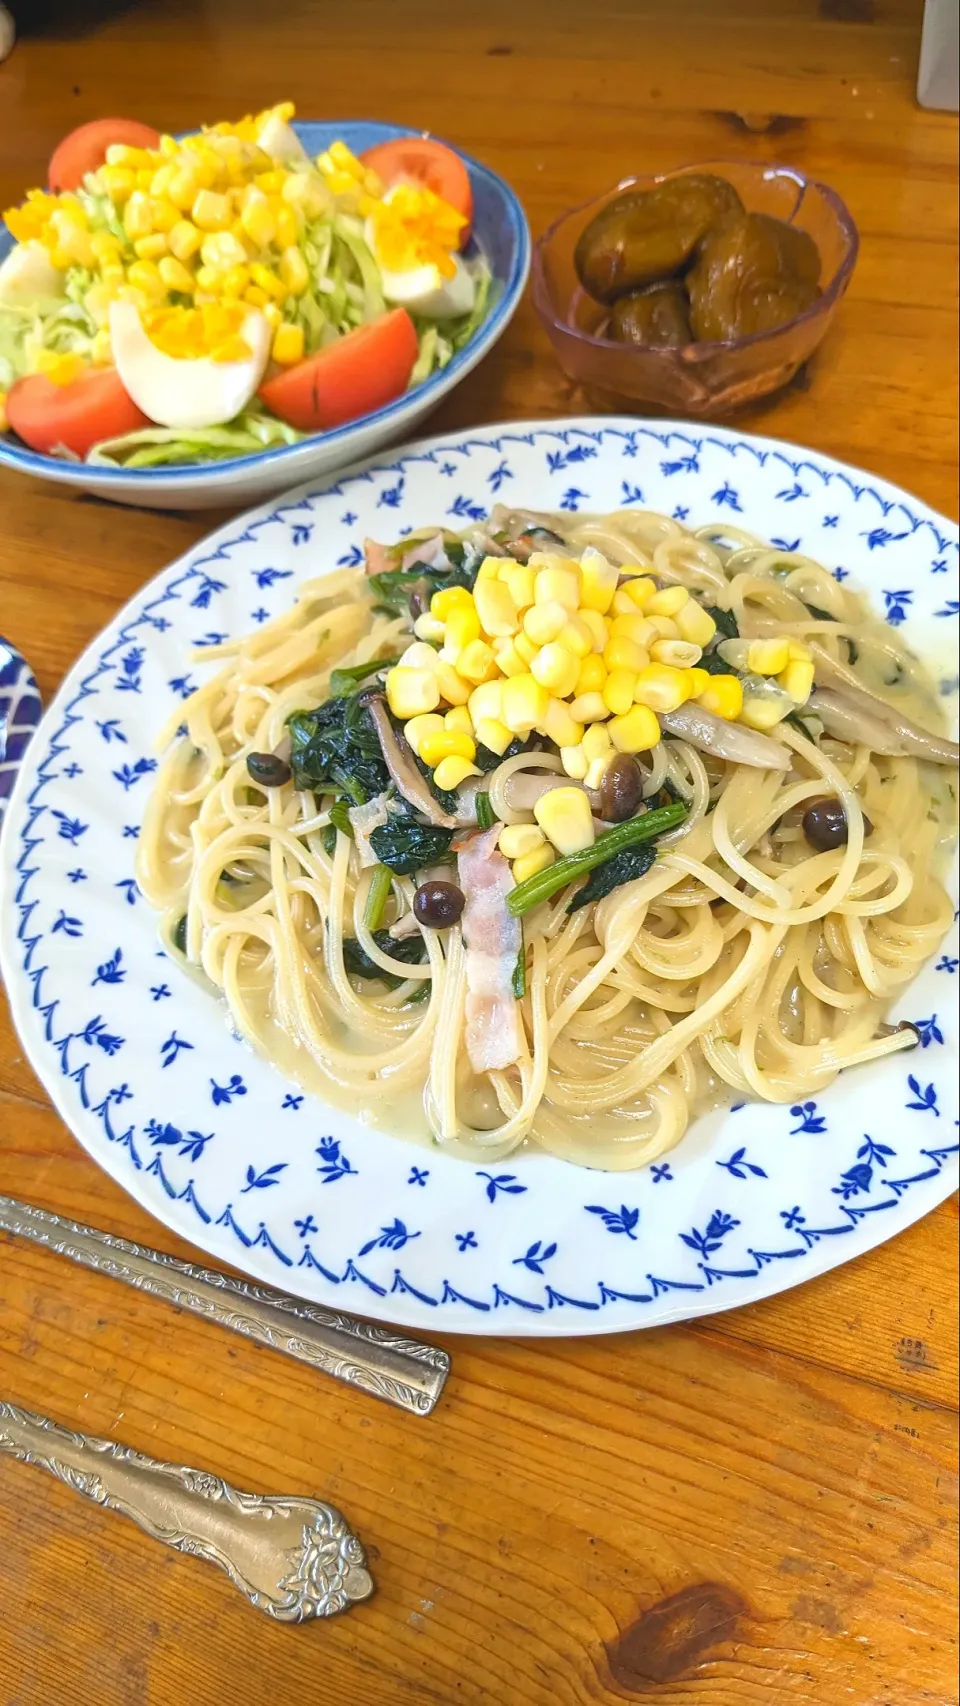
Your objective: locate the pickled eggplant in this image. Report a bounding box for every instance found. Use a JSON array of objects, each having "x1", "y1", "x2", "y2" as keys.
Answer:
[
  {"x1": 686, "y1": 211, "x2": 821, "y2": 342},
  {"x1": 607, "y1": 281, "x2": 692, "y2": 347},
  {"x1": 575, "y1": 173, "x2": 743, "y2": 302}
]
